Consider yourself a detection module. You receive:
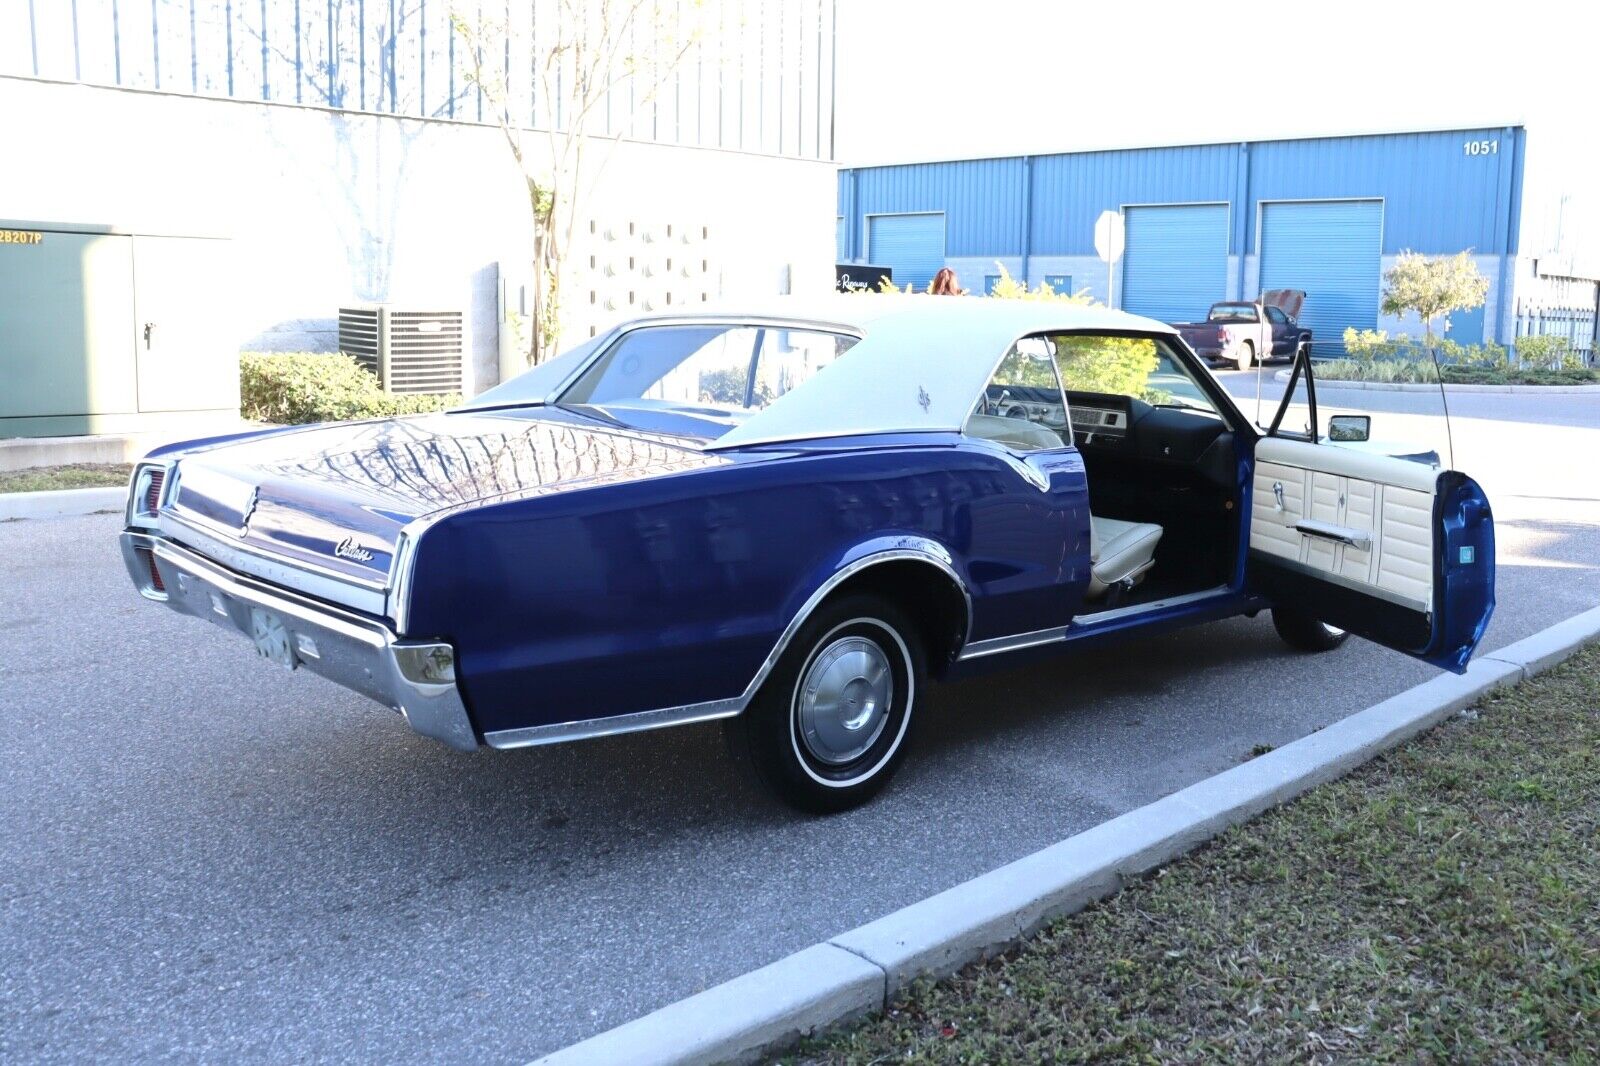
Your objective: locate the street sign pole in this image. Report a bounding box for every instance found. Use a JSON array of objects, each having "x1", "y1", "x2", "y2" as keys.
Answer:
[{"x1": 1094, "y1": 210, "x2": 1125, "y2": 310}]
